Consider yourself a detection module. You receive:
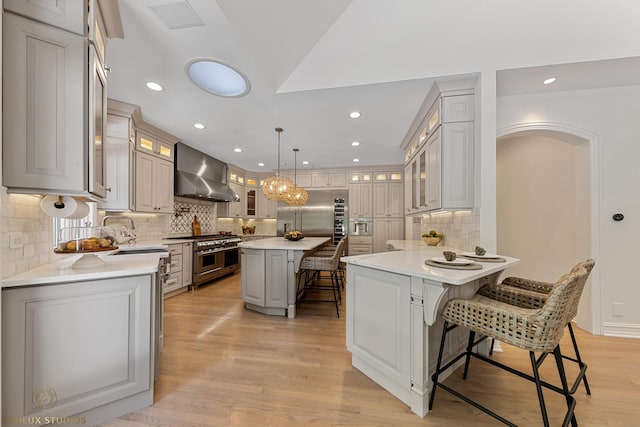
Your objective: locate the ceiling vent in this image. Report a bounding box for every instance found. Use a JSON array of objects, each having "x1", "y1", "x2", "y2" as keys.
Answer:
[{"x1": 149, "y1": 0, "x2": 204, "y2": 30}]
